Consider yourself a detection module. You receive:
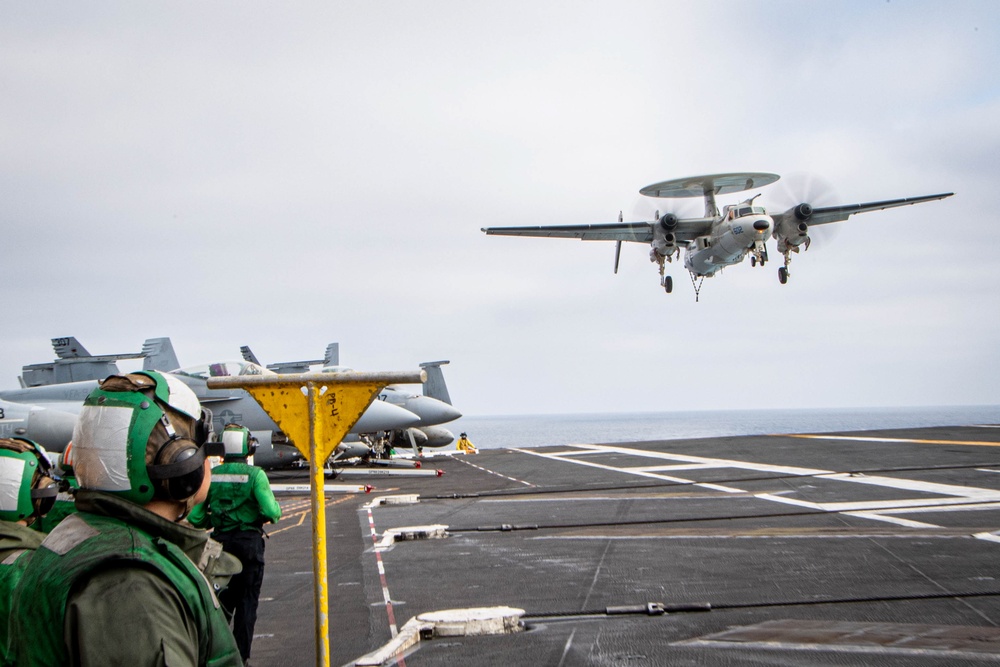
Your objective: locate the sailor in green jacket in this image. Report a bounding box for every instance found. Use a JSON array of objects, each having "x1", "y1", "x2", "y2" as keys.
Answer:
[
  {"x1": 0, "y1": 437, "x2": 58, "y2": 666},
  {"x1": 9, "y1": 371, "x2": 243, "y2": 667},
  {"x1": 189, "y1": 423, "x2": 281, "y2": 664}
]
